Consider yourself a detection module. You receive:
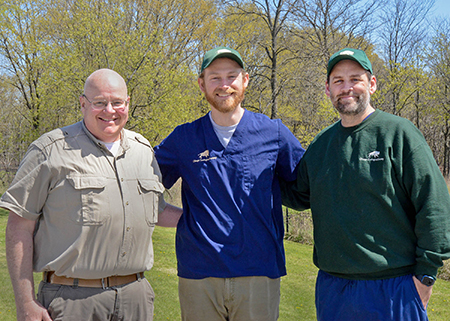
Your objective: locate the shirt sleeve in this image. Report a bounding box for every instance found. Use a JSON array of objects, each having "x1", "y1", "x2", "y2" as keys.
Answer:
[
  {"x1": 279, "y1": 156, "x2": 311, "y2": 211},
  {"x1": 0, "y1": 144, "x2": 51, "y2": 221},
  {"x1": 404, "y1": 140, "x2": 450, "y2": 278},
  {"x1": 154, "y1": 128, "x2": 181, "y2": 189},
  {"x1": 150, "y1": 151, "x2": 167, "y2": 214},
  {"x1": 276, "y1": 121, "x2": 310, "y2": 211},
  {"x1": 276, "y1": 121, "x2": 305, "y2": 182}
]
